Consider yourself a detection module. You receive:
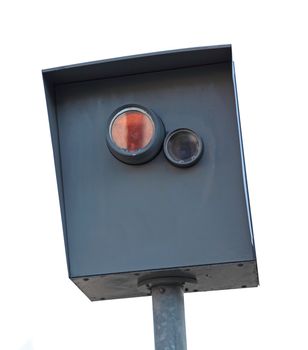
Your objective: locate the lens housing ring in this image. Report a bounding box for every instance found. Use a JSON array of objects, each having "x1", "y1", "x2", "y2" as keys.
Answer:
[
  {"x1": 163, "y1": 128, "x2": 203, "y2": 168},
  {"x1": 106, "y1": 104, "x2": 165, "y2": 165}
]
